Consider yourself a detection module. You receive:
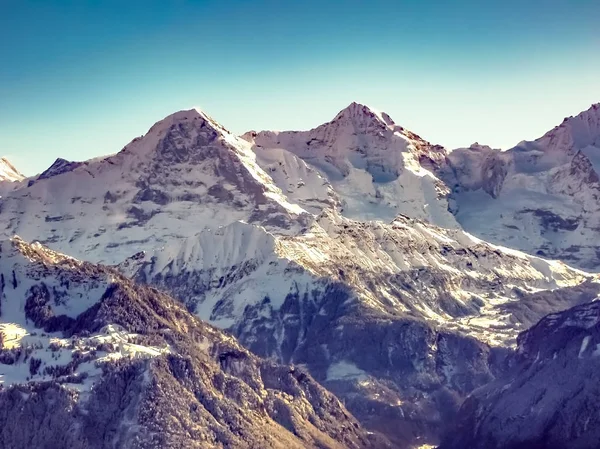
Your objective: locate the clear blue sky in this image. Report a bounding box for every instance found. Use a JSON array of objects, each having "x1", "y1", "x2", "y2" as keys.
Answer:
[{"x1": 1, "y1": 0, "x2": 599, "y2": 175}]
